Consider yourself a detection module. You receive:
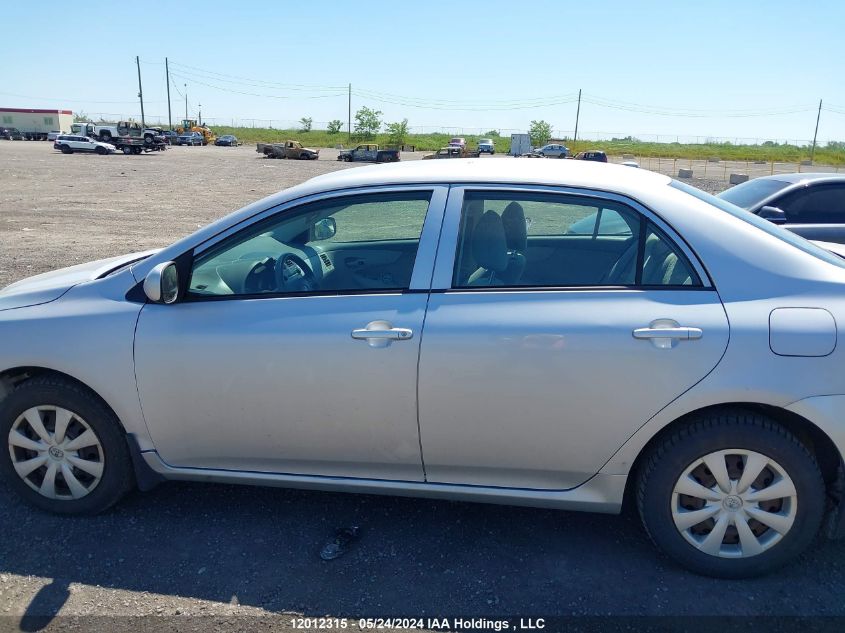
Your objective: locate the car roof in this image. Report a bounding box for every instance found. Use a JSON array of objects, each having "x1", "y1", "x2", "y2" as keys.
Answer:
[
  {"x1": 749, "y1": 172, "x2": 845, "y2": 185},
  {"x1": 283, "y1": 158, "x2": 670, "y2": 200}
]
